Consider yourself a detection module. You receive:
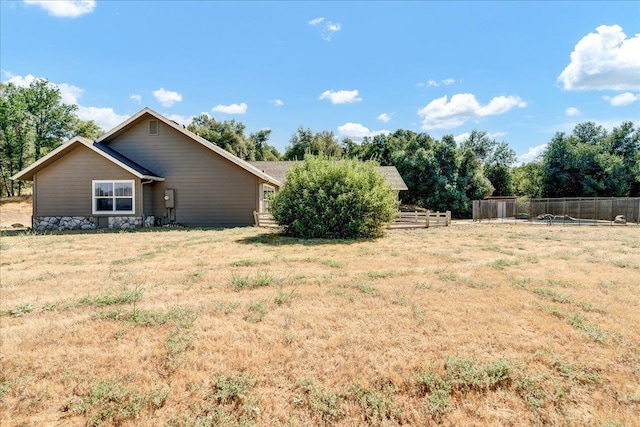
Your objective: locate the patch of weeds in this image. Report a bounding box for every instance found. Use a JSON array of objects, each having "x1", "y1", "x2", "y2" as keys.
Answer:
[
  {"x1": 516, "y1": 373, "x2": 546, "y2": 413},
  {"x1": 532, "y1": 288, "x2": 571, "y2": 303},
  {"x1": 520, "y1": 254, "x2": 539, "y2": 264},
  {"x1": 575, "y1": 300, "x2": 606, "y2": 313},
  {"x1": 321, "y1": 259, "x2": 345, "y2": 268},
  {"x1": 435, "y1": 269, "x2": 457, "y2": 282},
  {"x1": 366, "y1": 271, "x2": 395, "y2": 279},
  {"x1": 165, "y1": 327, "x2": 194, "y2": 372},
  {"x1": 339, "y1": 282, "x2": 380, "y2": 296},
  {"x1": 547, "y1": 279, "x2": 574, "y2": 288},
  {"x1": 209, "y1": 373, "x2": 259, "y2": 421},
  {"x1": 214, "y1": 302, "x2": 241, "y2": 314},
  {"x1": 551, "y1": 358, "x2": 603, "y2": 385},
  {"x1": 412, "y1": 303, "x2": 427, "y2": 323},
  {"x1": 489, "y1": 258, "x2": 518, "y2": 270},
  {"x1": 485, "y1": 244, "x2": 514, "y2": 255},
  {"x1": 274, "y1": 288, "x2": 296, "y2": 306},
  {"x1": 297, "y1": 377, "x2": 344, "y2": 424},
  {"x1": 0, "y1": 380, "x2": 12, "y2": 398},
  {"x1": 229, "y1": 259, "x2": 268, "y2": 267},
  {"x1": 245, "y1": 301, "x2": 268, "y2": 323},
  {"x1": 79, "y1": 285, "x2": 143, "y2": 307},
  {"x1": 64, "y1": 379, "x2": 169, "y2": 425},
  {"x1": 0, "y1": 303, "x2": 34, "y2": 317},
  {"x1": 390, "y1": 291, "x2": 408, "y2": 306},
  {"x1": 231, "y1": 271, "x2": 278, "y2": 290},
  {"x1": 415, "y1": 281, "x2": 433, "y2": 290},
  {"x1": 567, "y1": 313, "x2": 607, "y2": 343},
  {"x1": 98, "y1": 307, "x2": 196, "y2": 327},
  {"x1": 353, "y1": 384, "x2": 400, "y2": 425},
  {"x1": 415, "y1": 370, "x2": 451, "y2": 416},
  {"x1": 445, "y1": 356, "x2": 512, "y2": 392}
]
